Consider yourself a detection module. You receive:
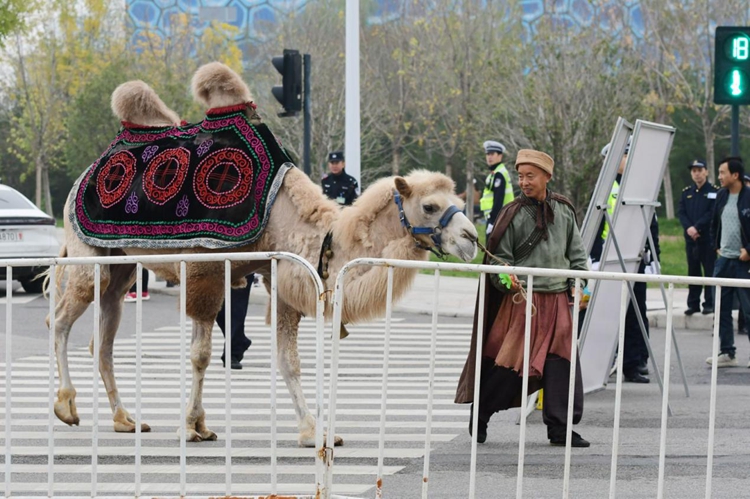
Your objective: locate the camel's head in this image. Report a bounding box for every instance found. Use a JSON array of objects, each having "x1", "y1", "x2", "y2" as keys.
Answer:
[{"x1": 393, "y1": 171, "x2": 478, "y2": 262}]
